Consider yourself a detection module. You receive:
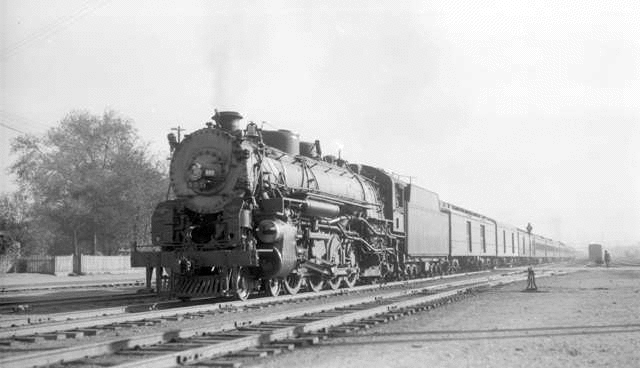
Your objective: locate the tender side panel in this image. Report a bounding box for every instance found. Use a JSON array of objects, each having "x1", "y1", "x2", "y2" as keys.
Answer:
[{"x1": 405, "y1": 185, "x2": 449, "y2": 257}]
